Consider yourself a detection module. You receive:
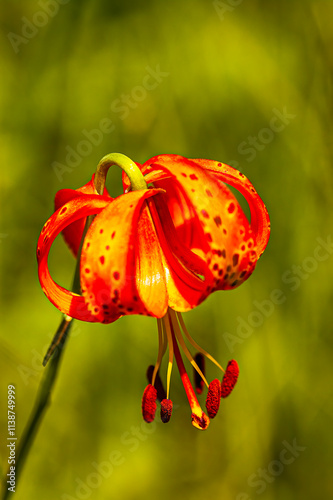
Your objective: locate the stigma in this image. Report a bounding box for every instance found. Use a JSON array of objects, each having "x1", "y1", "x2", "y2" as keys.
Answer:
[{"x1": 141, "y1": 308, "x2": 239, "y2": 430}]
